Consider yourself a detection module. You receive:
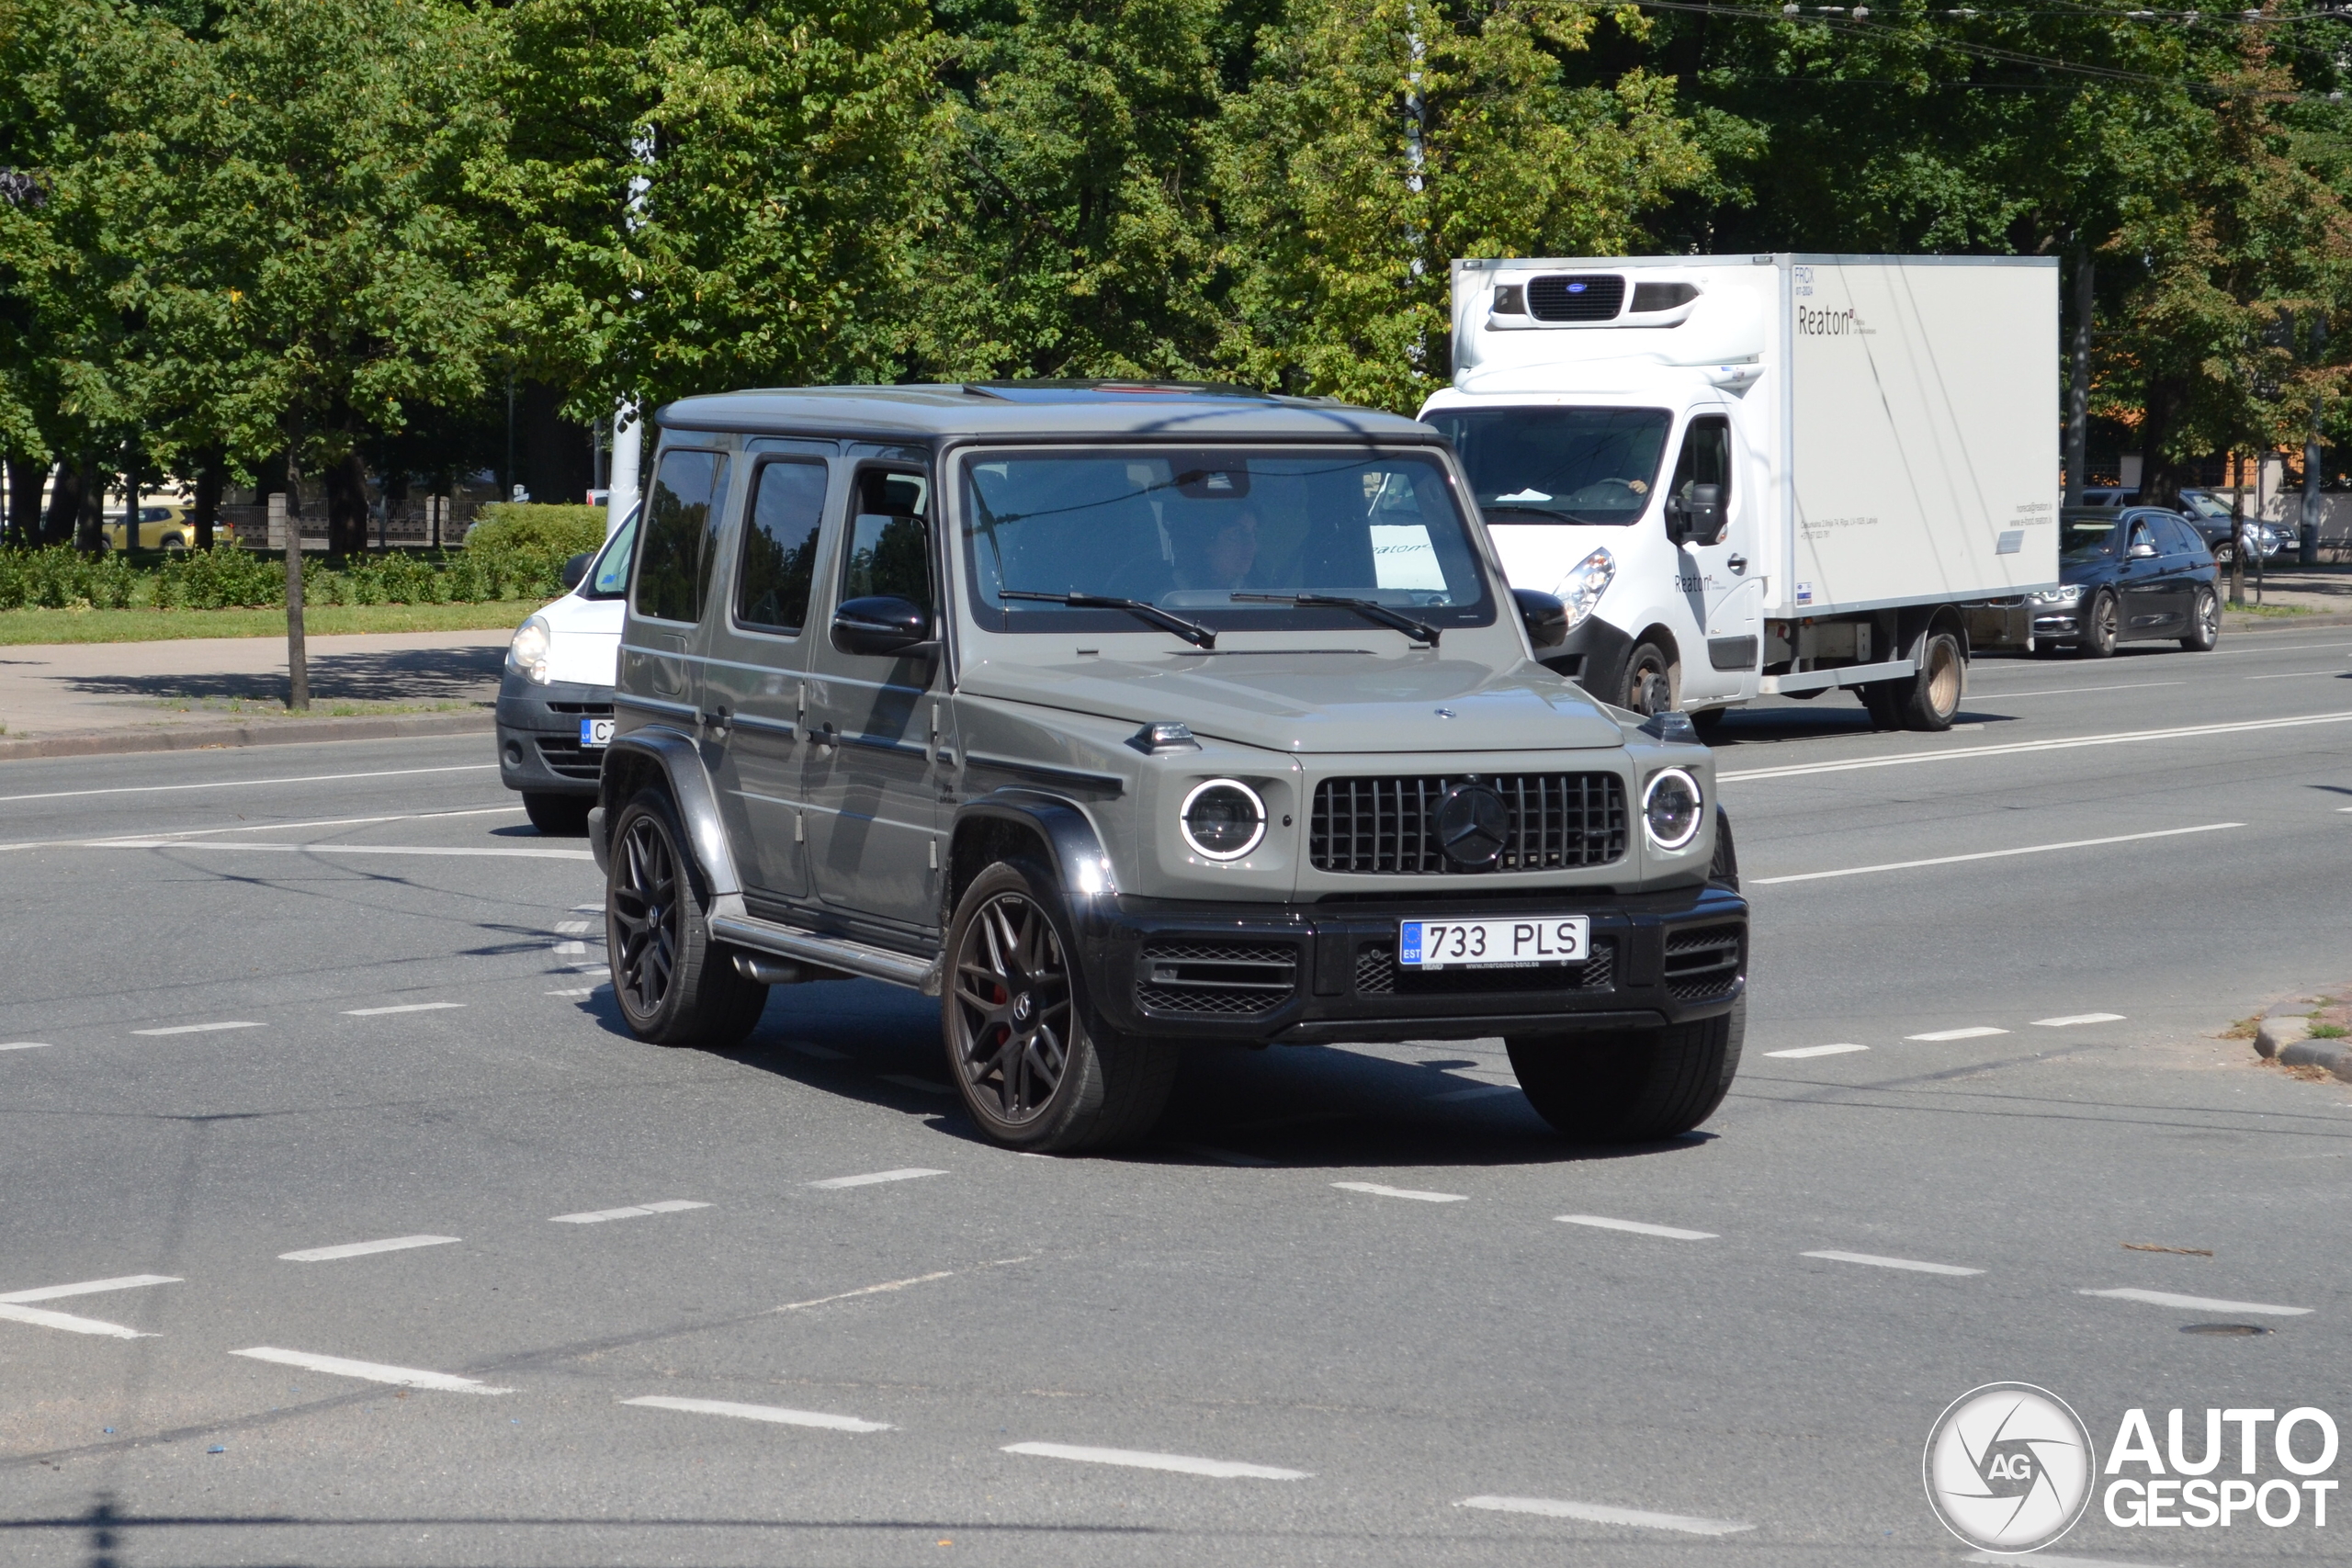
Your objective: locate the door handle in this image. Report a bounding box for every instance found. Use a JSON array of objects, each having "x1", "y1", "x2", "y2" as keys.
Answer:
[
  {"x1": 816, "y1": 721, "x2": 838, "y2": 749},
  {"x1": 702, "y1": 705, "x2": 731, "y2": 738},
  {"x1": 1727, "y1": 554, "x2": 1747, "y2": 574}
]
